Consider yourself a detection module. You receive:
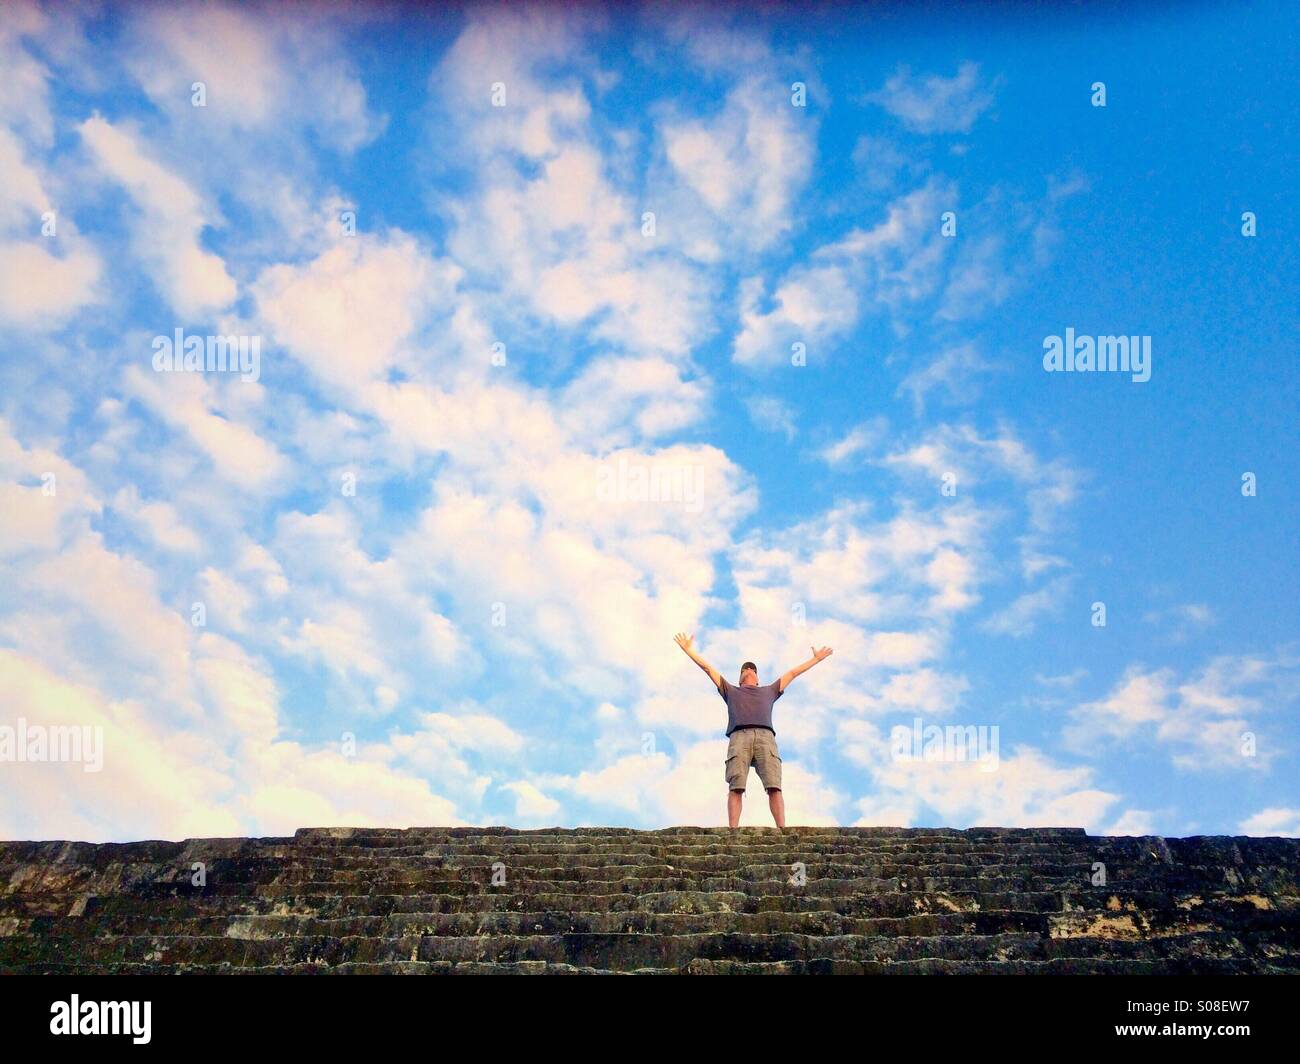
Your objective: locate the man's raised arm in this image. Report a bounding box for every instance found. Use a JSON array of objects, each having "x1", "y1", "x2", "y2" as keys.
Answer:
[
  {"x1": 779, "y1": 646, "x2": 833, "y2": 693},
  {"x1": 674, "y1": 632, "x2": 725, "y2": 694}
]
